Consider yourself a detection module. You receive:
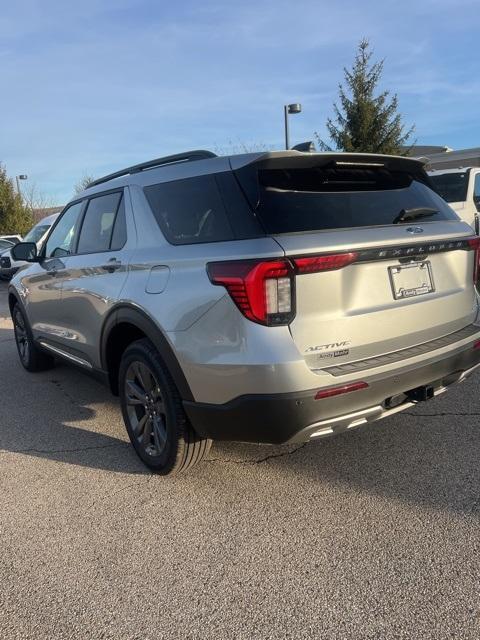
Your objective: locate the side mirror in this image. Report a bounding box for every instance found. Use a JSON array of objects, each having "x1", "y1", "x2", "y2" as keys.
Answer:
[{"x1": 11, "y1": 242, "x2": 38, "y2": 262}]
